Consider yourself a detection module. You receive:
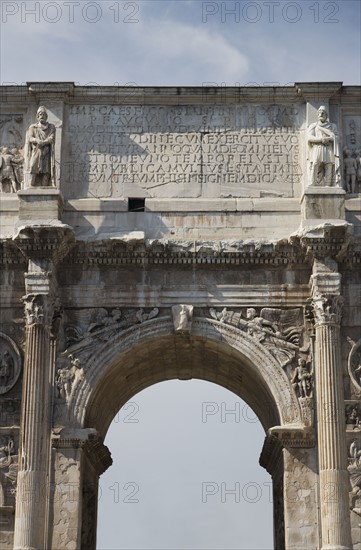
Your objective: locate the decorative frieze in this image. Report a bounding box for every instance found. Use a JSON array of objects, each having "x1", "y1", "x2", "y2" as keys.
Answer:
[
  {"x1": 268, "y1": 426, "x2": 316, "y2": 448},
  {"x1": 64, "y1": 238, "x2": 307, "y2": 267}
]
